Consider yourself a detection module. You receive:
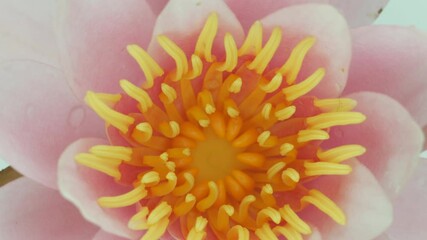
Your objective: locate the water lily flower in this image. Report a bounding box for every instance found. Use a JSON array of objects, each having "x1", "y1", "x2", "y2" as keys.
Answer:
[{"x1": 0, "y1": 0, "x2": 426, "y2": 239}]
